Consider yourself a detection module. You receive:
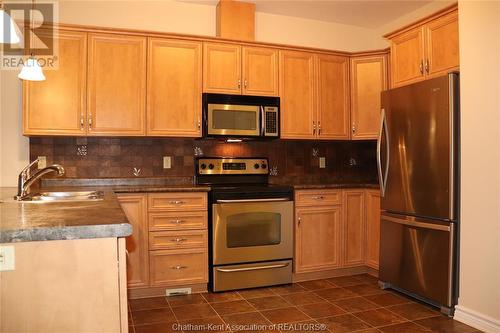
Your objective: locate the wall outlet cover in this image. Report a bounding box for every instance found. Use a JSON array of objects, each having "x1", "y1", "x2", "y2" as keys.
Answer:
[
  {"x1": 163, "y1": 156, "x2": 172, "y2": 169},
  {"x1": 0, "y1": 246, "x2": 15, "y2": 271},
  {"x1": 319, "y1": 157, "x2": 326, "y2": 168},
  {"x1": 37, "y1": 156, "x2": 47, "y2": 169}
]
